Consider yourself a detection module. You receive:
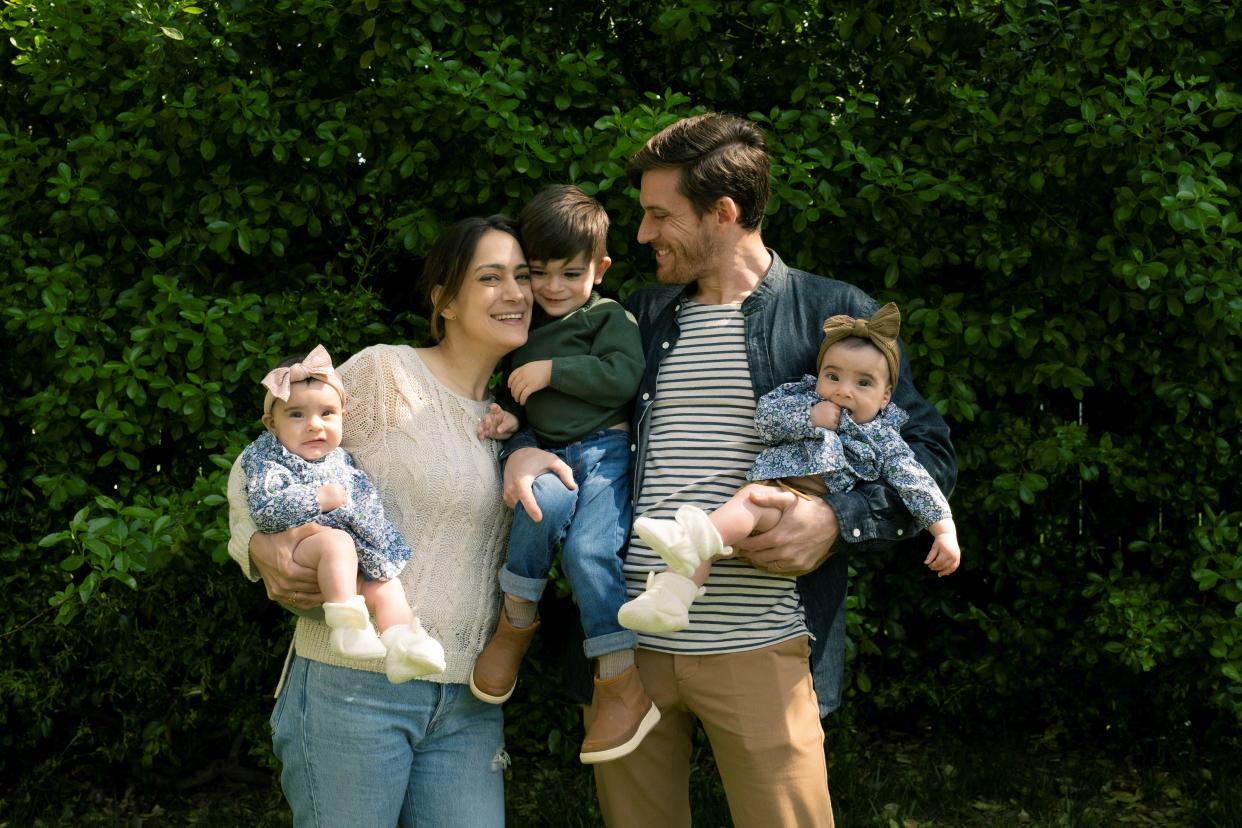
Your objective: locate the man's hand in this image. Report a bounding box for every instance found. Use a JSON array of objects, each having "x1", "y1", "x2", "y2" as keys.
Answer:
[
  {"x1": 477, "y1": 403, "x2": 521, "y2": 441},
  {"x1": 734, "y1": 488, "x2": 839, "y2": 576},
  {"x1": 508, "y1": 360, "x2": 553, "y2": 405},
  {"x1": 502, "y1": 446, "x2": 576, "y2": 522},
  {"x1": 810, "y1": 400, "x2": 842, "y2": 430},
  {"x1": 250, "y1": 522, "x2": 326, "y2": 607}
]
